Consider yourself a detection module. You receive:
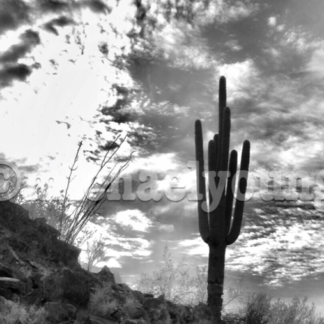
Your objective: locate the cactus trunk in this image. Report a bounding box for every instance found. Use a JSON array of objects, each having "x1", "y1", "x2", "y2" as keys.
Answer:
[
  {"x1": 207, "y1": 244, "x2": 226, "y2": 321},
  {"x1": 194, "y1": 76, "x2": 250, "y2": 323}
]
